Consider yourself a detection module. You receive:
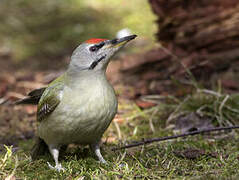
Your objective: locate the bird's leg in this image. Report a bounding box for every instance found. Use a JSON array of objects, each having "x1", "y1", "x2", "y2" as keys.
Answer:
[
  {"x1": 47, "y1": 145, "x2": 65, "y2": 171},
  {"x1": 90, "y1": 142, "x2": 107, "y2": 164}
]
